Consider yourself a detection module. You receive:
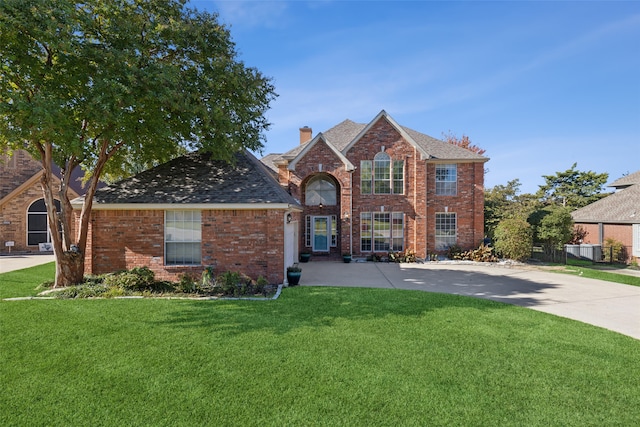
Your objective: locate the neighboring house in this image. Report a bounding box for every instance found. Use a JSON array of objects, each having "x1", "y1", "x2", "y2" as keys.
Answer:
[
  {"x1": 571, "y1": 170, "x2": 640, "y2": 262},
  {"x1": 0, "y1": 149, "x2": 86, "y2": 253},
  {"x1": 266, "y1": 110, "x2": 488, "y2": 259},
  {"x1": 72, "y1": 150, "x2": 302, "y2": 284}
]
